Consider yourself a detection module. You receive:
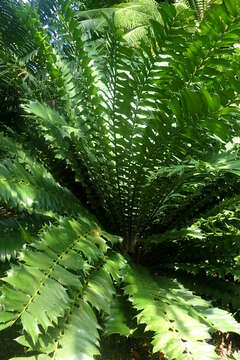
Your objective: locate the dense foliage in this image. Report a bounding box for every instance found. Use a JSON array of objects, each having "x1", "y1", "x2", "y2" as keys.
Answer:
[{"x1": 1, "y1": 0, "x2": 240, "y2": 359}]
